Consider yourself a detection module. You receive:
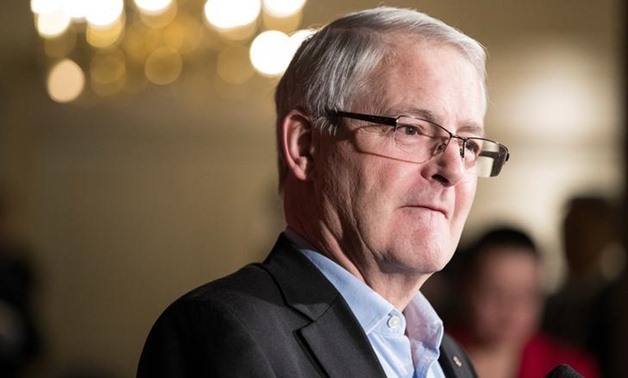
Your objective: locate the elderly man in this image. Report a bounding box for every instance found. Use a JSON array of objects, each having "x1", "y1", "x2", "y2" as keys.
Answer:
[{"x1": 138, "y1": 6, "x2": 509, "y2": 378}]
